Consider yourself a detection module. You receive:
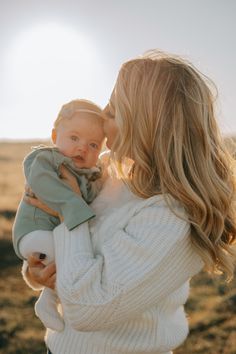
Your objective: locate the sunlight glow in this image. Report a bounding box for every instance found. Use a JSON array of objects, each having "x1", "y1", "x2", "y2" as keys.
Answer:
[{"x1": 3, "y1": 23, "x2": 104, "y2": 139}]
